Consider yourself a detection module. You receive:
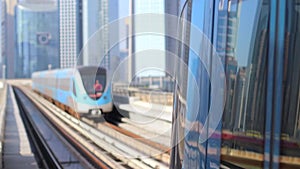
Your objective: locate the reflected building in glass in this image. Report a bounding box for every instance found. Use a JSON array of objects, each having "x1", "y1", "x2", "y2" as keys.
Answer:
[
  {"x1": 220, "y1": 0, "x2": 268, "y2": 134},
  {"x1": 282, "y1": 0, "x2": 300, "y2": 140},
  {"x1": 14, "y1": 1, "x2": 59, "y2": 78},
  {"x1": 217, "y1": 0, "x2": 241, "y2": 131},
  {"x1": 232, "y1": 66, "x2": 246, "y2": 130},
  {"x1": 242, "y1": 0, "x2": 269, "y2": 134}
]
